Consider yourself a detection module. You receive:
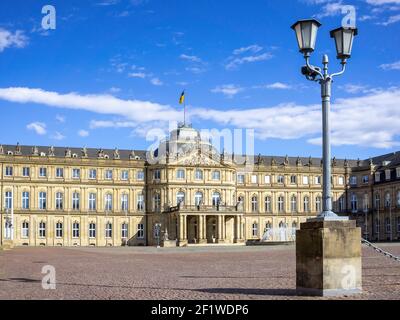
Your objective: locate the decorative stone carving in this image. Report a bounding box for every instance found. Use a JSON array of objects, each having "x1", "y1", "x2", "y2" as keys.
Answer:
[
  {"x1": 65, "y1": 148, "x2": 72, "y2": 157},
  {"x1": 114, "y1": 148, "x2": 120, "y2": 160},
  {"x1": 357, "y1": 158, "x2": 361, "y2": 167},
  {"x1": 296, "y1": 157, "x2": 302, "y2": 166},
  {"x1": 332, "y1": 157, "x2": 337, "y2": 167},
  {"x1": 129, "y1": 150, "x2": 136, "y2": 160},
  {"x1": 0, "y1": 145, "x2": 3, "y2": 155},
  {"x1": 48, "y1": 146, "x2": 55, "y2": 157},
  {"x1": 81, "y1": 147, "x2": 88, "y2": 158},
  {"x1": 369, "y1": 158, "x2": 373, "y2": 166},
  {"x1": 308, "y1": 156, "x2": 313, "y2": 166},
  {"x1": 32, "y1": 146, "x2": 39, "y2": 156},
  {"x1": 344, "y1": 159, "x2": 349, "y2": 167},
  {"x1": 271, "y1": 157, "x2": 276, "y2": 166},
  {"x1": 15, "y1": 143, "x2": 22, "y2": 155},
  {"x1": 97, "y1": 149, "x2": 105, "y2": 159},
  {"x1": 284, "y1": 155, "x2": 289, "y2": 166}
]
